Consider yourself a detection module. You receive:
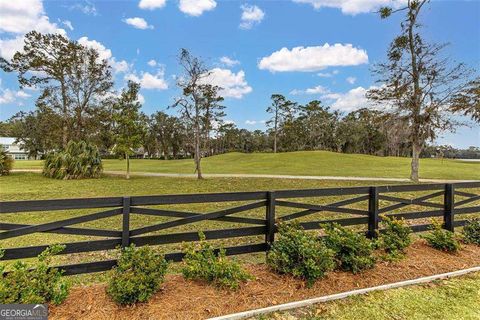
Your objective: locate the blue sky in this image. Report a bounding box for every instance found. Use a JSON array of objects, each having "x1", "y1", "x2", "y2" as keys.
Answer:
[{"x1": 0, "y1": 0, "x2": 479, "y2": 148}]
